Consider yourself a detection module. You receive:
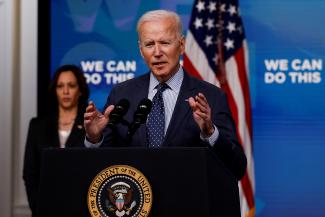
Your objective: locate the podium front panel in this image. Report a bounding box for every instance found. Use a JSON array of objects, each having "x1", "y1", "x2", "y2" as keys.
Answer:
[{"x1": 38, "y1": 147, "x2": 239, "y2": 217}]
